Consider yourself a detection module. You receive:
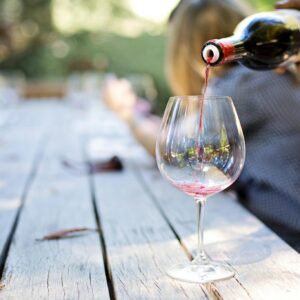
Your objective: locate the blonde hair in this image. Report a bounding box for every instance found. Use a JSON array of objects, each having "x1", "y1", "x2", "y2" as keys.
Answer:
[{"x1": 166, "y1": 0, "x2": 252, "y2": 95}]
